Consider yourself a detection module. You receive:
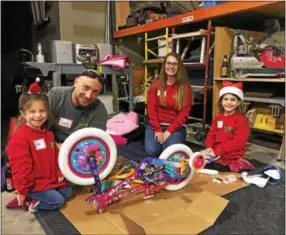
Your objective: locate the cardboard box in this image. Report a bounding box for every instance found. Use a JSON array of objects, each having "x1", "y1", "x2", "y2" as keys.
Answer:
[
  {"x1": 62, "y1": 188, "x2": 228, "y2": 235},
  {"x1": 118, "y1": 191, "x2": 228, "y2": 234}
]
